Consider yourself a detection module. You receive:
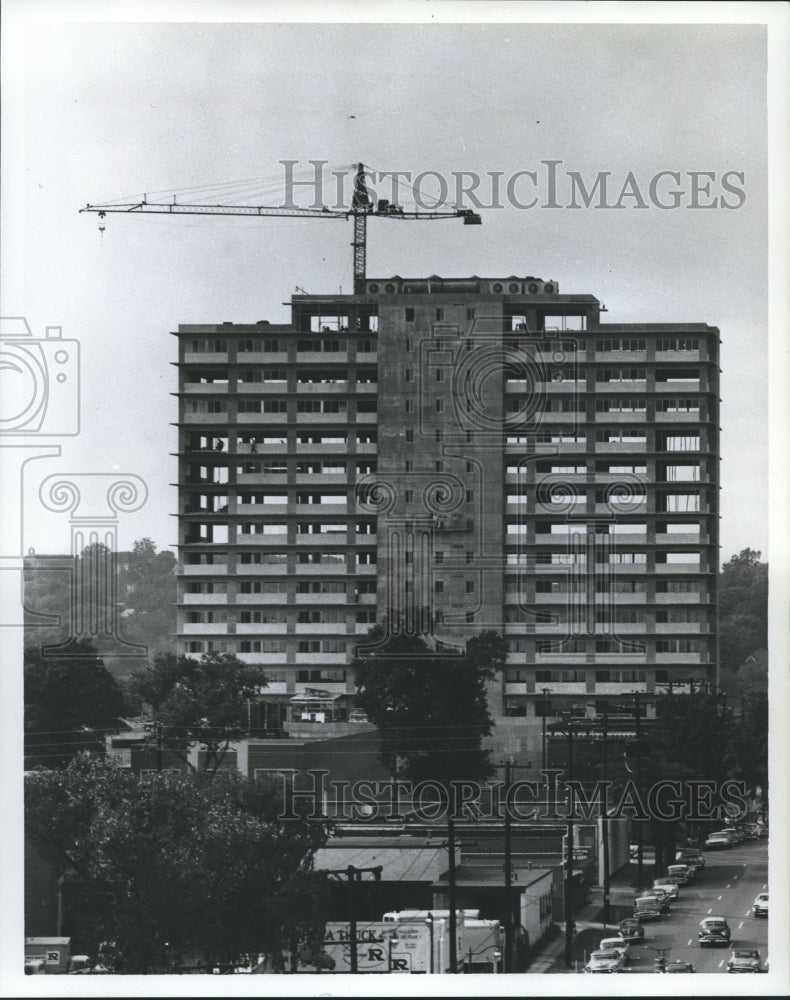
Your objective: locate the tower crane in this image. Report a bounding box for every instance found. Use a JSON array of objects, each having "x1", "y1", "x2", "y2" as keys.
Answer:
[{"x1": 80, "y1": 162, "x2": 481, "y2": 293}]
